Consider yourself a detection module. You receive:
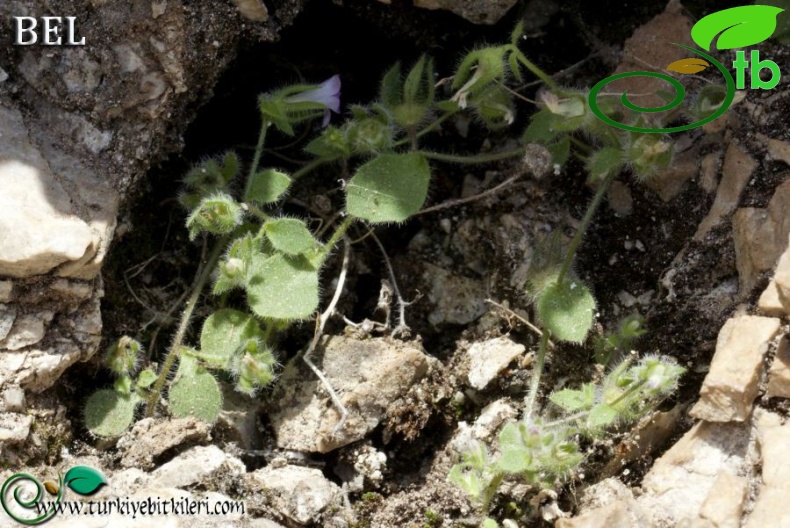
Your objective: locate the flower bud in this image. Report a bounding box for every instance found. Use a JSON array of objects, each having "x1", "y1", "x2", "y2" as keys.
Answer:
[
  {"x1": 106, "y1": 336, "x2": 141, "y2": 376},
  {"x1": 186, "y1": 192, "x2": 243, "y2": 240}
]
